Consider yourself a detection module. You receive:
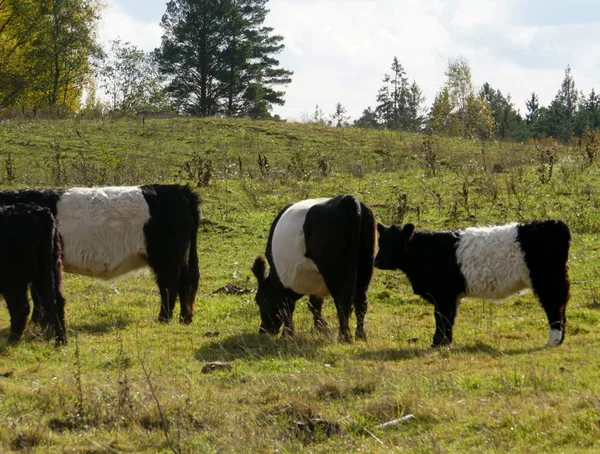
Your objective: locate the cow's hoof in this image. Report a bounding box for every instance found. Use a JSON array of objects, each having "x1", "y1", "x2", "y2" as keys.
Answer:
[
  {"x1": 179, "y1": 315, "x2": 193, "y2": 325},
  {"x1": 355, "y1": 330, "x2": 367, "y2": 342},
  {"x1": 157, "y1": 315, "x2": 171, "y2": 324},
  {"x1": 6, "y1": 335, "x2": 21, "y2": 345},
  {"x1": 545, "y1": 329, "x2": 564, "y2": 347},
  {"x1": 338, "y1": 333, "x2": 352, "y2": 344}
]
